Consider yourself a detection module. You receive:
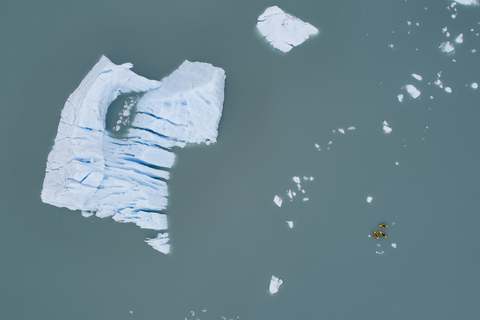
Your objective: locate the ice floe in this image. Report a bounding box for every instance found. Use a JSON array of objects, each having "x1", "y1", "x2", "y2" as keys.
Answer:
[
  {"x1": 41, "y1": 56, "x2": 226, "y2": 253},
  {"x1": 367, "y1": 196, "x2": 373, "y2": 203},
  {"x1": 274, "y1": 195, "x2": 283, "y2": 207},
  {"x1": 397, "y1": 94, "x2": 404, "y2": 102},
  {"x1": 471, "y1": 82, "x2": 478, "y2": 89},
  {"x1": 439, "y1": 41, "x2": 455, "y2": 54},
  {"x1": 383, "y1": 121, "x2": 392, "y2": 134},
  {"x1": 405, "y1": 84, "x2": 421, "y2": 98},
  {"x1": 257, "y1": 6, "x2": 318, "y2": 53},
  {"x1": 391, "y1": 243, "x2": 397, "y2": 248},
  {"x1": 412, "y1": 73, "x2": 423, "y2": 81},
  {"x1": 455, "y1": 33, "x2": 464, "y2": 43},
  {"x1": 286, "y1": 221, "x2": 294, "y2": 228},
  {"x1": 454, "y1": 0, "x2": 479, "y2": 5},
  {"x1": 268, "y1": 275, "x2": 283, "y2": 294}
]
